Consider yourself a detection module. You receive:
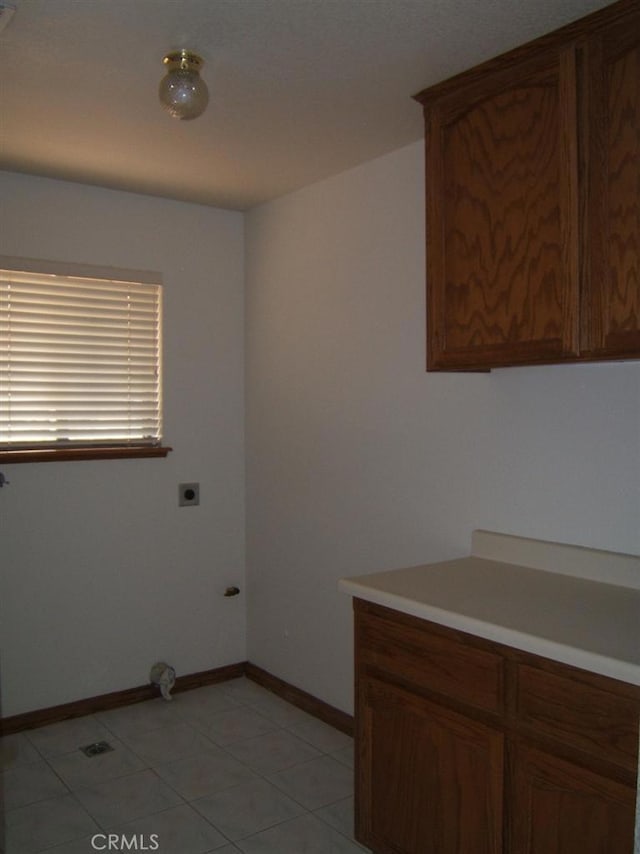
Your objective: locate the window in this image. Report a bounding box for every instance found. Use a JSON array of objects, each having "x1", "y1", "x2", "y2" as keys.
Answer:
[{"x1": 0, "y1": 258, "x2": 170, "y2": 463}]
